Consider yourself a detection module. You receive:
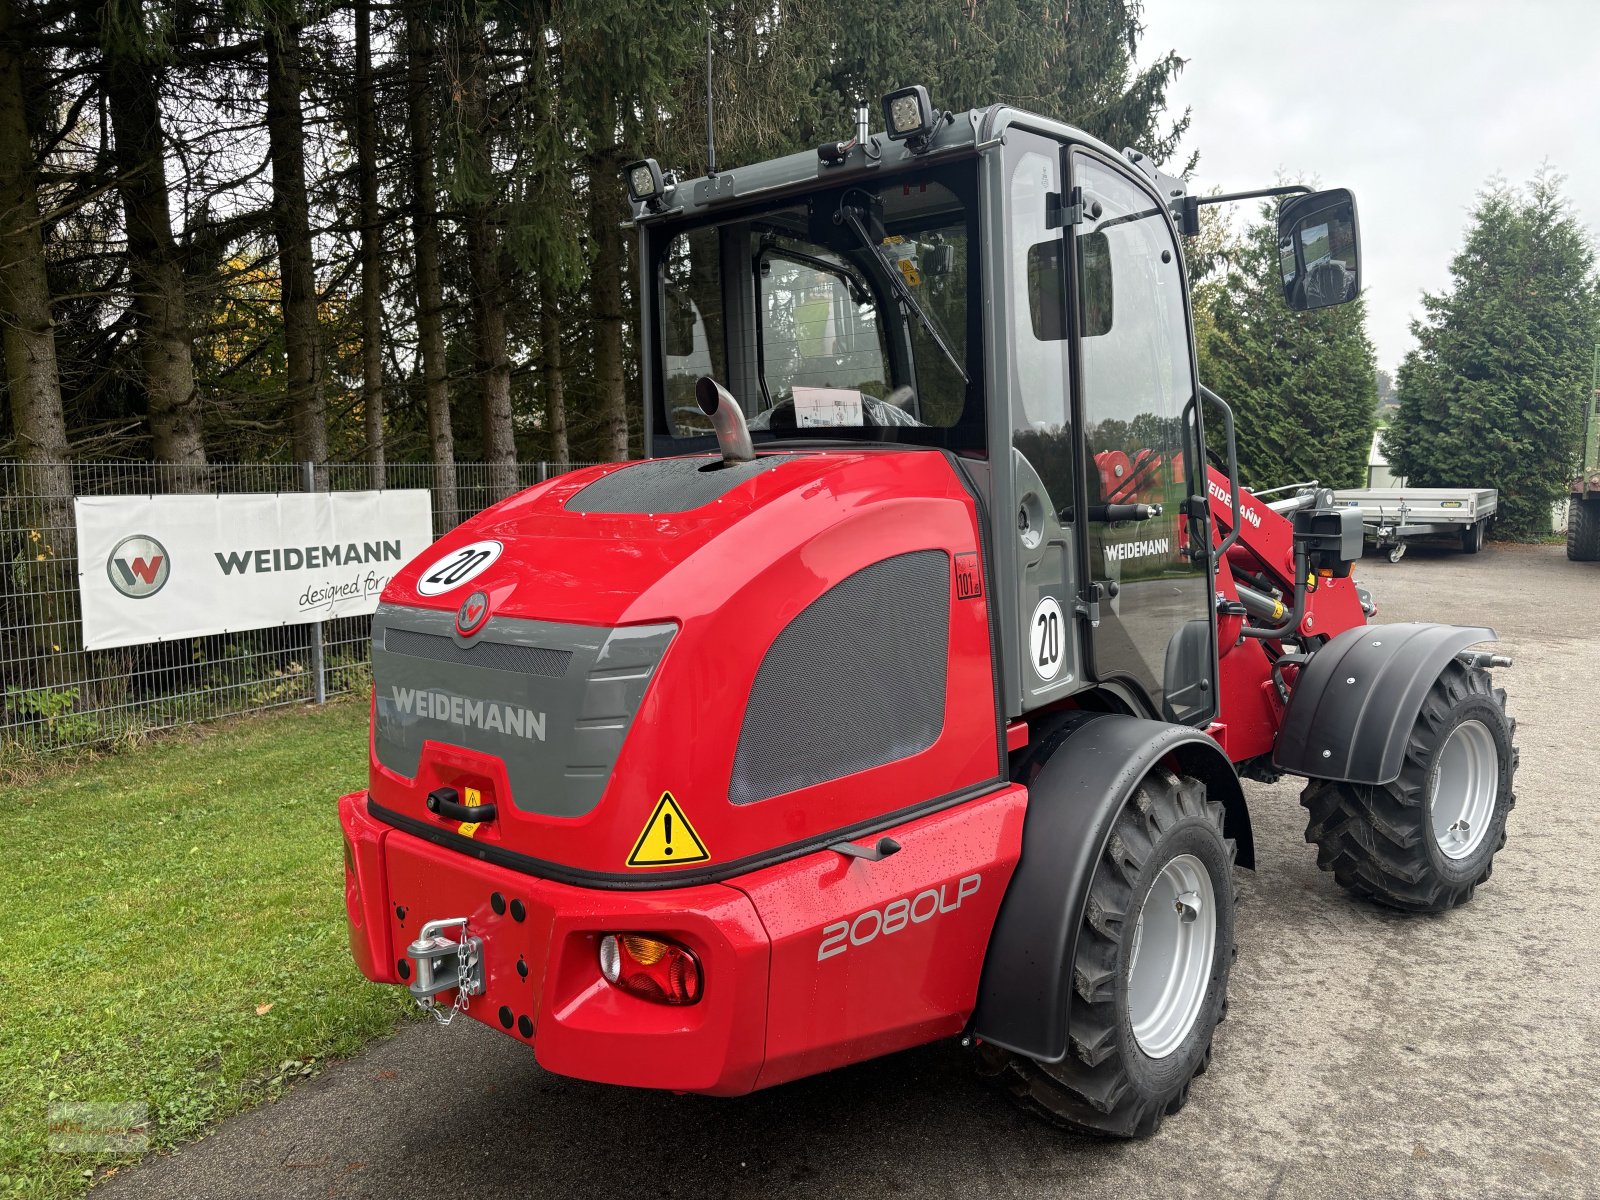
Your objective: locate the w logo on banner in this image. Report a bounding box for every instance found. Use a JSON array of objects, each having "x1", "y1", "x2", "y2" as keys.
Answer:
[{"x1": 106, "y1": 534, "x2": 171, "y2": 599}]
